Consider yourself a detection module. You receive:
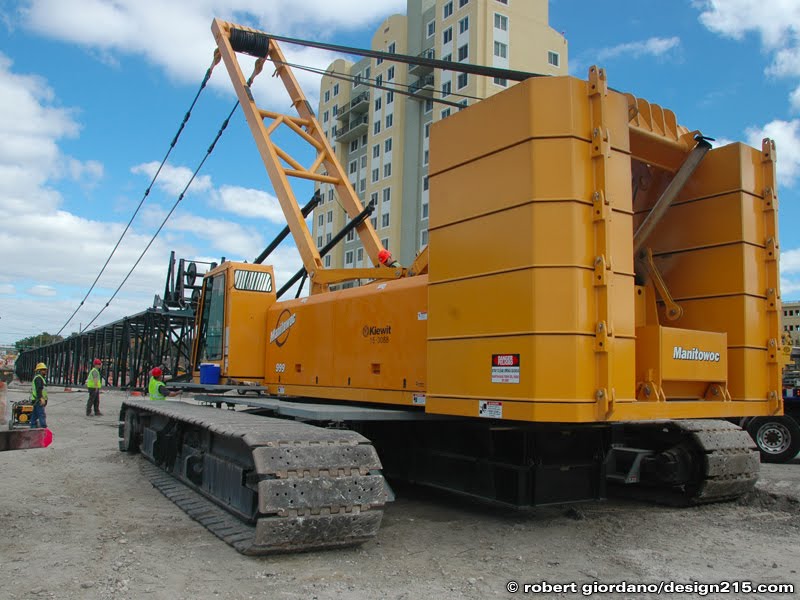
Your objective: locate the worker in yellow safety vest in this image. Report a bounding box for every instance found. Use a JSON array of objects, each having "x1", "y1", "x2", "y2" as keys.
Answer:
[
  {"x1": 148, "y1": 367, "x2": 178, "y2": 401},
  {"x1": 85, "y1": 358, "x2": 103, "y2": 416},
  {"x1": 30, "y1": 363, "x2": 48, "y2": 429}
]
